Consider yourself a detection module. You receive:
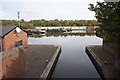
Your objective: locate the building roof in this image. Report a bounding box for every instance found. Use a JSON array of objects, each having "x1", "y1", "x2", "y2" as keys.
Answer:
[
  {"x1": 0, "y1": 26, "x2": 16, "y2": 38},
  {"x1": 0, "y1": 40, "x2": 2, "y2": 52}
]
